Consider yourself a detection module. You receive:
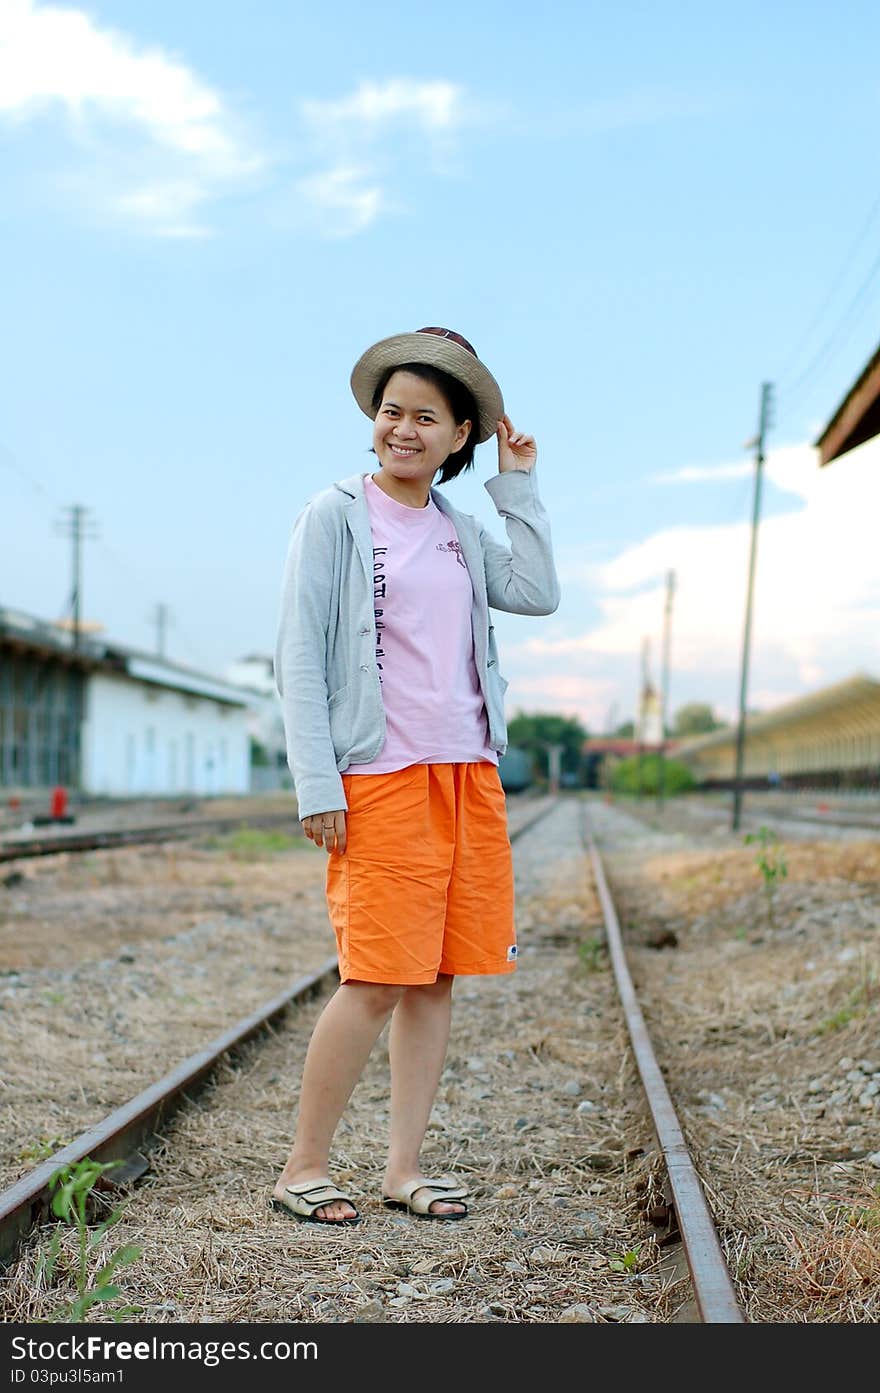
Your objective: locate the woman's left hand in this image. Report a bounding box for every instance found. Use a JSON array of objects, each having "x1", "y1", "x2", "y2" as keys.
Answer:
[{"x1": 496, "y1": 414, "x2": 537, "y2": 473}]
